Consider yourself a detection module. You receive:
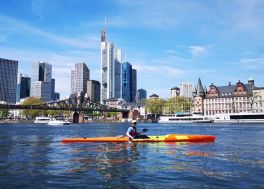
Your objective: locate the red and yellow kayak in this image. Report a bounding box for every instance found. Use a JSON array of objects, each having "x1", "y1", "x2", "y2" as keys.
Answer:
[{"x1": 61, "y1": 134, "x2": 215, "y2": 143}]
